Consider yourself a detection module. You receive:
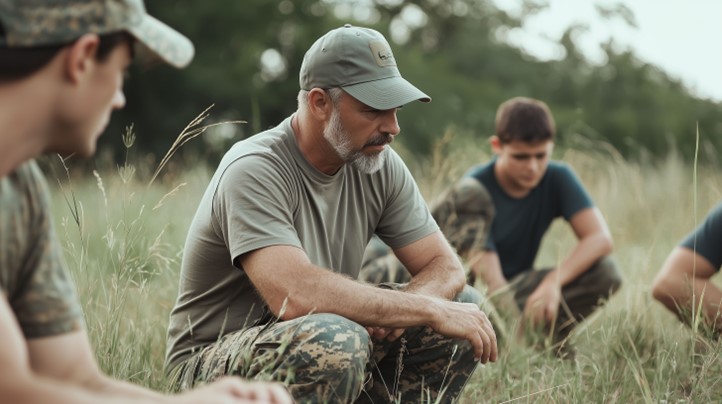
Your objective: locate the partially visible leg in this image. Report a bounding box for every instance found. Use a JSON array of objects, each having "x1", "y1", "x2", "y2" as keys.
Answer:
[
  {"x1": 359, "y1": 177, "x2": 494, "y2": 286},
  {"x1": 510, "y1": 257, "x2": 623, "y2": 352},
  {"x1": 170, "y1": 313, "x2": 372, "y2": 403},
  {"x1": 432, "y1": 177, "x2": 494, "y2": 267},
  {"x1": 358, "y1": 237, "x2": 412, "y2": 284},
  {"x1": 358, "y1": 285, "x2": 482, "y2": 403}
]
